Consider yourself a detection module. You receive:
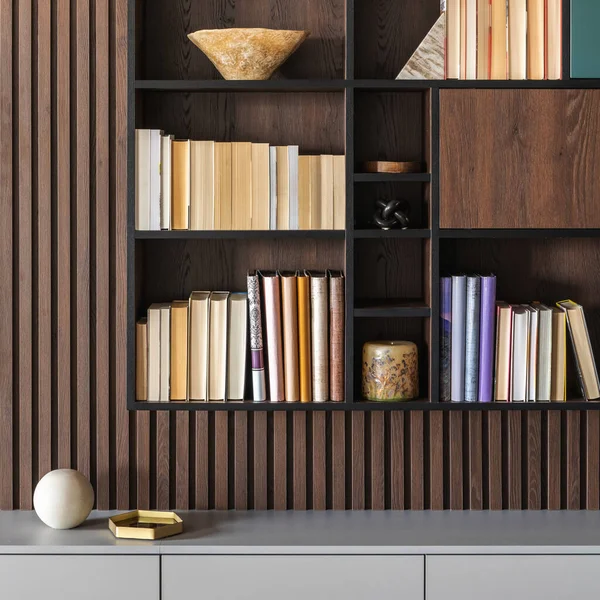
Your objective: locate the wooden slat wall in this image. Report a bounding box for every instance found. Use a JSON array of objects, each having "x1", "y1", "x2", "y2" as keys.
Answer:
[{"x1": 1, "y1": 1, "x2": 599, "y2": 511}]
